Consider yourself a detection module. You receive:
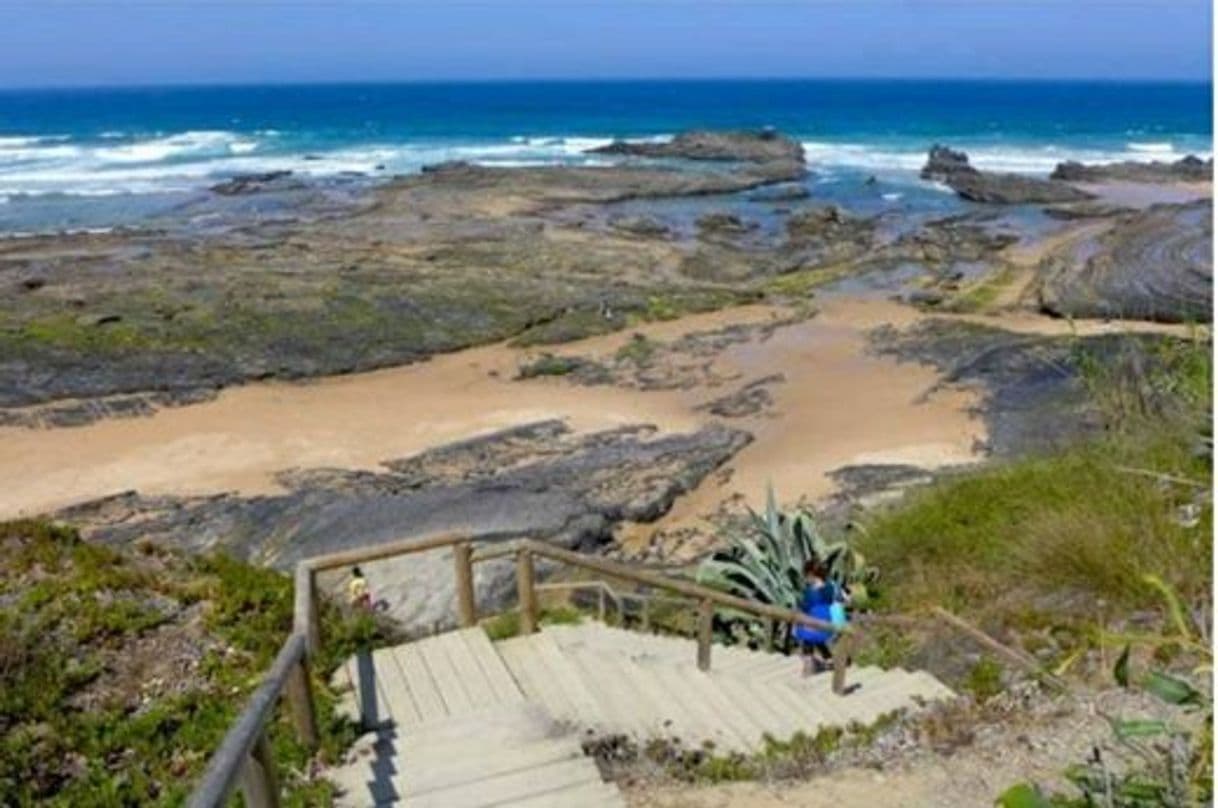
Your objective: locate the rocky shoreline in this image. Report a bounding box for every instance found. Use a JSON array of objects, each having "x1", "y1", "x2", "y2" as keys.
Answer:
[
  {"x1": 0, "y1": 130, "x2": 1211, "y2": 628},
  {"x1": 0, "y1": 132, "x2": 1208, "y2": 418},
  {"x1": 59, "y1": 419, "x2": 749, "y2": 630}
]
